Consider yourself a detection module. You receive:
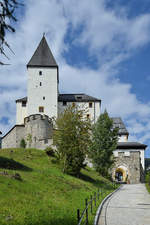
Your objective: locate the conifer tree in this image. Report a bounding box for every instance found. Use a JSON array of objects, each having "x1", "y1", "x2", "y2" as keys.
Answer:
[
  {"x1": 90, "y1": 110, "x2": 118, "y2": 177},
  {"x1": 53, "y1": 105, "x2": 91, "y2": 176}
]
